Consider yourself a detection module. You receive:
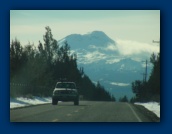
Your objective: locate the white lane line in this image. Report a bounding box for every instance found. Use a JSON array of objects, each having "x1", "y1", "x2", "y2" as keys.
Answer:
[
  {"x1": 52, "y1": 119, "x2": 59, "y2": 122},
  {"x1": 126, "y1": 103, "x2": 142, "y2": 122}
]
